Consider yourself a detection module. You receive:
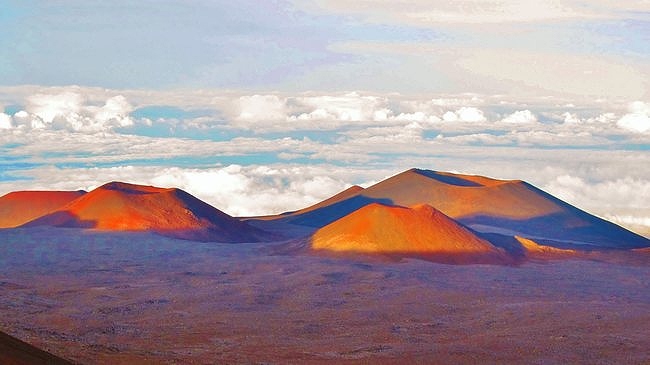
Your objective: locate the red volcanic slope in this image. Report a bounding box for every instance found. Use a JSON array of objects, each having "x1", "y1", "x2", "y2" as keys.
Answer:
[
  {"x1": 362, "y1": 169, "x2": 561, "y2": 220},
  {"x1": 265, "y1": 168, "x2": 563, "y2": 228},
  {"x1": 273, "y1": 168, "x2": 649, "y2": 249},
  {"x1": 362, "y1": 169, "x2": 649, "y2": 248},
  {"x1": 311, "y1": 203, "x2": 507, "y2": 262},
  {"x1": 23, "y1": 182, "x2": 271, "y2": 242},
  {"x1": 514, "y1": 236, "x2": 576, "y2": 257},
  {"x1": 0, "y1": 190, "x2": 86, "y2": 228}
]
